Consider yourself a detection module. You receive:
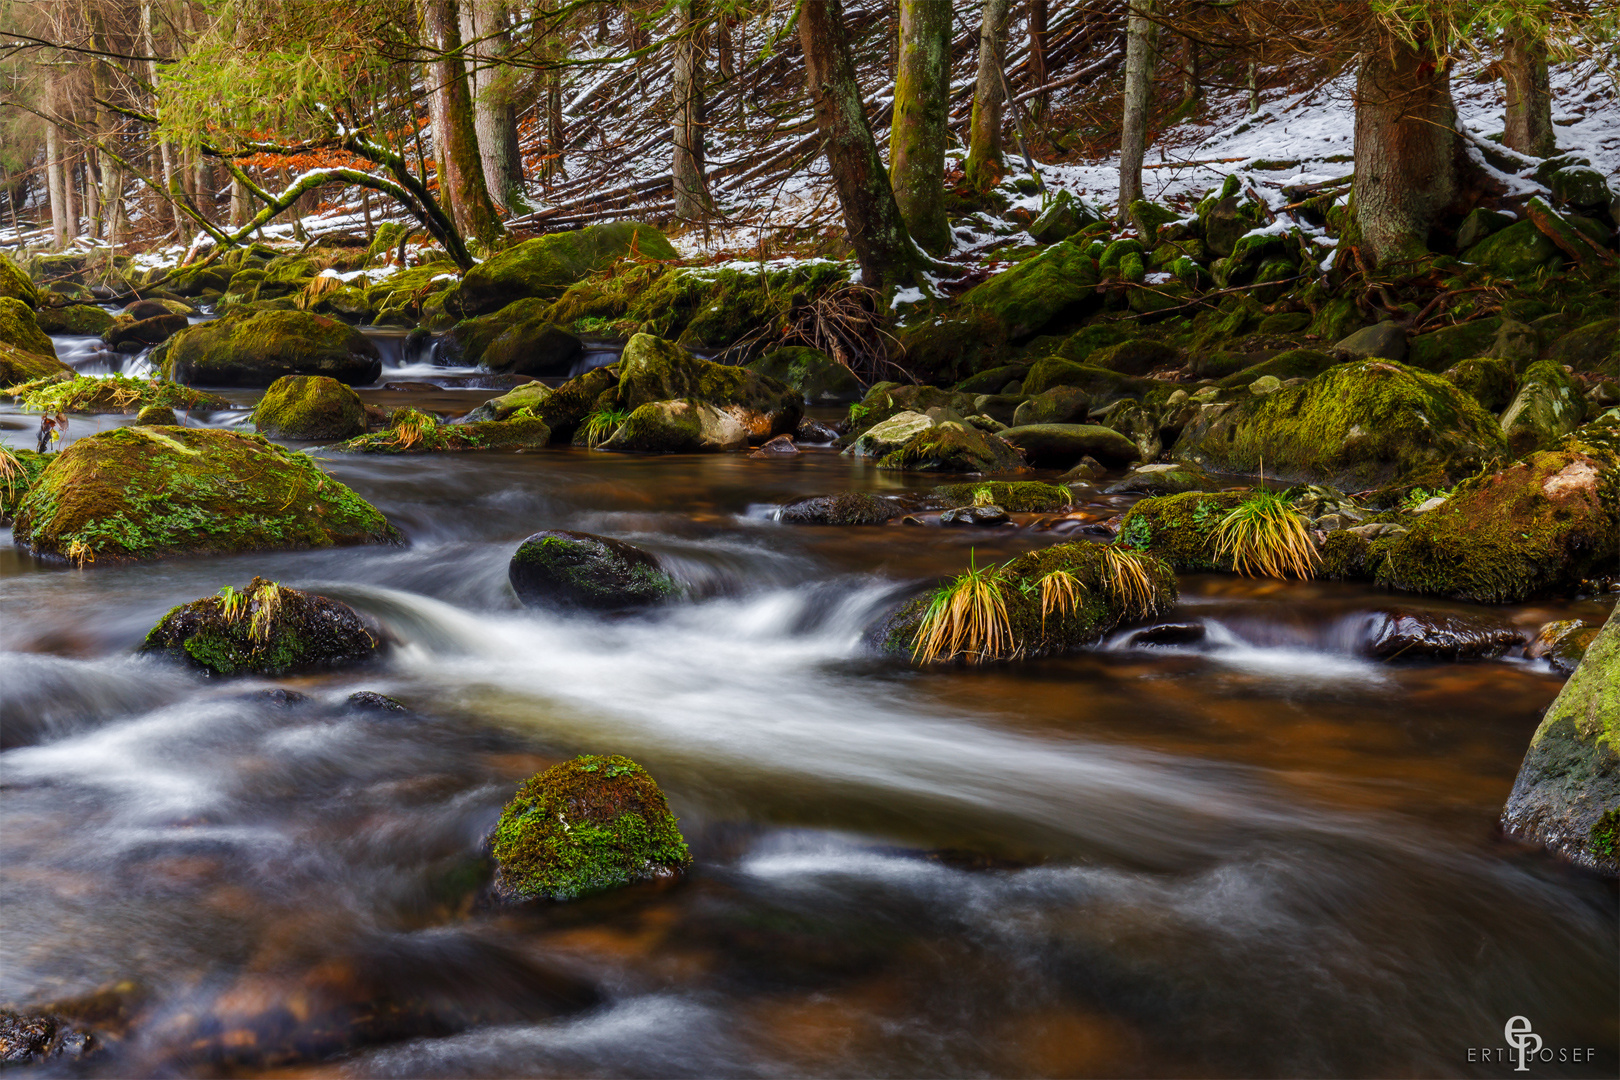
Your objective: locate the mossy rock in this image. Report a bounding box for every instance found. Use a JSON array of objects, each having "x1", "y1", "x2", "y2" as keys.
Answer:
[
  {"x1": 746, "y1": 346, "x2": 862, "y2": 405},
  {"x1": 0, "y1": 297, "x2": 57, "y2": 359},
  {"x1": 1442, "y1": 357, "x2": 1516, "y2": 411},
  {"x1": 1115, "y1": 491, "x2": 1248, "y2": 571},
  {"x1": 0, "y1": 253, "x2": 38, "y2": 308},
  {"x1": 931, "y1": 480, "x2": 1073, "y2": 512},
  {"x1": 483, "y1": 320, "x2": 584, "y2": 378},
  {"x1": 251, "y1": 375, "x2": 368, "y2": 441},
  {"x1": 491, "y1": 754, "x2": 691, "y2": 902},
  {"x1": 534, "y1": 367, "x2": 618, "y2": 442},
  {"x1": 362, "y1": 262, "x2": 461, "y2": 316},
  {"x1": 778, "y1": 491, "x2": 908, "y2": 525},
  {"x1": 1103, "y1": 462, "x2": 1223, "y2": 497},
  {"x1": 617, "y1": 333, "x2": 799, "y2": 441},
  {"x1": 509, "y1": 530, "x2": 680, "y2": 610},
  {"x1": 1406, "y1": 318, "x2": 1501, "y2": 373},
  {"x1": 1020, "y1": 358, "x2": 1144, "y2": 403},
  {"x1": 1171, "y1": 359, "x2": 1508, "y2": 489},
  {"x1": 136, "y1": 405, "x2": 177, "y2": 426},
  {"x1": 0, "y1": 447, "x2": 48, "y2": 523},
  {"x1": 1012, "y1": 385, "x2": 1089, "y2": 427},
  {"x1": 1086, "y1": 338, "x2": 1179, "y2": 376},
  {"x1": 1501, "y1": 606, "x2": 1620, "y2": 877},
  {"x1": 1548, "y1": 318, "x2": 1619, "y2": 376},
  {"x1": 877, "y1": 423, "x2": 1026, "y2": 474},
  {"x1": 843, "y1": 383, "x2": 977, "y2": 443},
  {"x1": 596, "y1": 399, "x2": 747, "y2": 453},
  {"x1": 453, "y1": 222, "x2": 677, "y2": 318},
  {"x1": 953, "y1": 363, "x2": 1031, "y2": 395},
  {"x1": 34, "y1": 304, "x2": 113, "y2": 336},
  {"x1": 3, "y1": 373, "x2": 230, "y2": 414},
  {"x1": 997, "y1": 423, "x2": 1138, "y2": 467},
  {"x1": 456, "y1": 381, "x2": 552, "y2": 425},
  {"x1": 13, "y1": 426, "x2": 401, "y2": 564},
  {"x1": 336, "y1": 409, "x2": 551, "y2": 453},
  {"x1": 160, "y1": 309, "x2": 382, "y2": 387},
  {"x1": 105, "y1": 312, "x2": 189, "y2": 350},
  {"x1": 139, "y1": 577, "x2": 384, "y2": 677},
  {"x1": 1215, "y1": 348, "x2": 1339, "y2": 389},
  {"x1": 966, "y1": 240, "x2": 1100, "y2": 342},
  {"x1": 1500, "y1": 360, "x2": 1585, "y2": 456},
  {"x1": 443, "y1": 297, "x2": 554, "y2": 365},
  {"x1": 1308, "y1": 297, "x2": 1366, "y2": 343},
  {"x1": 0, "y1": 341, "x2": 75, "y2": 385},
  {"x1": 1375, "y1": 438, "x2": 1618, "y2": 603},
  {"x1": 1256, "y1": 311, "x2": 1312, "y2": 336},
  {"x1": 1461, "y1": 220, "x2": 1561, "y2": 278},
  {"x1": 876, "y1": 541, "x2": 1178, "y2": 660}
]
